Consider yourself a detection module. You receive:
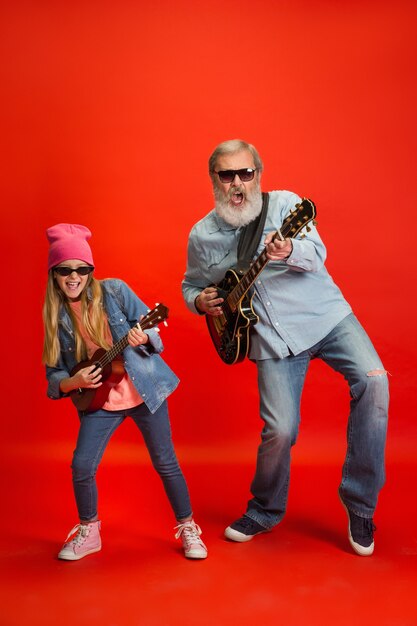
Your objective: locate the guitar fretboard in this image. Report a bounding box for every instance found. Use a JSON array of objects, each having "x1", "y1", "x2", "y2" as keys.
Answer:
[
  {"x1": 226, "y1": 200, "x2": 315, "y2": 311},
  {"x1": 95, "y1": 307, "x2": 168, "y2": 369}
]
